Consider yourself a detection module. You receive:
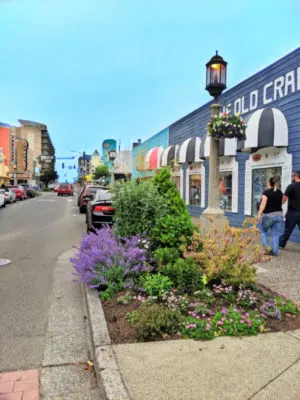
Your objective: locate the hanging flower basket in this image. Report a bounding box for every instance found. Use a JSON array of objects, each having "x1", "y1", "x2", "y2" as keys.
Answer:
[{"x1": 207, "y1": 112, "x2": 247, "y2": 140}]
